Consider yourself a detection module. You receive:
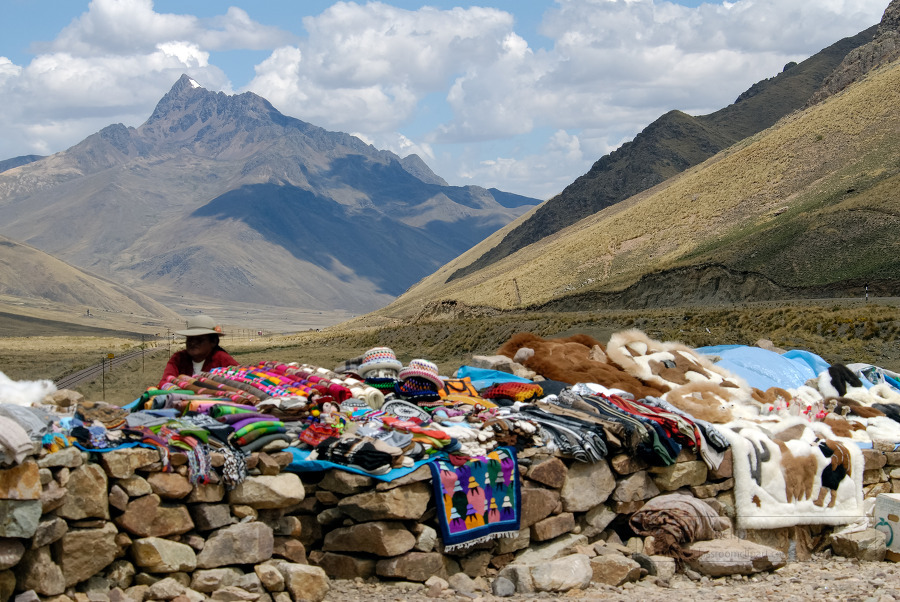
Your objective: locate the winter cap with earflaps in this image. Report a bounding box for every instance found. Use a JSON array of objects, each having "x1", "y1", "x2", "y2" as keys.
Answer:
[
  {"x1": 398, "y1": 359, "x2": 443, "y2": 391},
  {"x1": 175, "y1": 314, "x2": 225, "y2": 337},
  {"x1": 358, "y1": 347, "x2": 403, "y2": 377}
]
